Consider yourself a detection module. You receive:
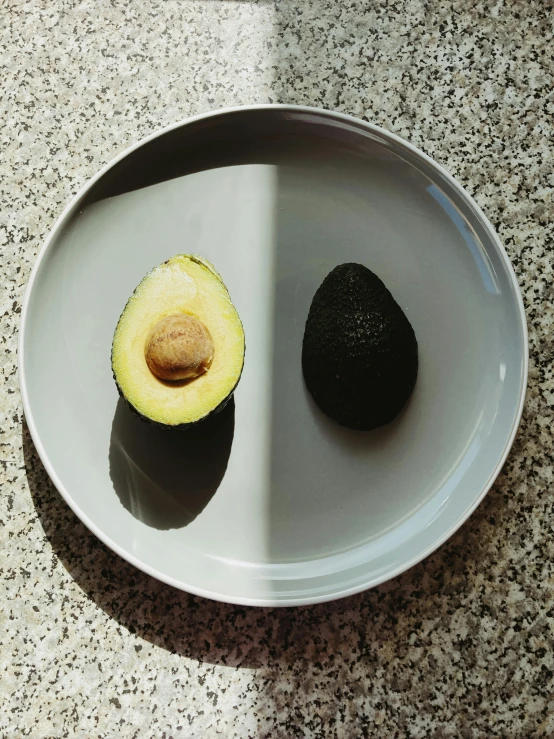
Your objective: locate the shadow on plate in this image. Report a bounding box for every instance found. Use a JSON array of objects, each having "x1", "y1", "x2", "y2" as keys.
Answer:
[
  {"x1": 22, "y1": 415, "x2": 509, "y2": 671},
  {"x1": 302, "y1": 383, "x2": 414, "y2": 455},
  {"x1": 109, "y1": 397, "x2": 235, "y2": 530}
]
